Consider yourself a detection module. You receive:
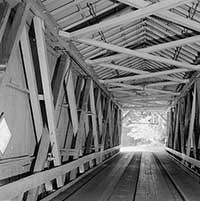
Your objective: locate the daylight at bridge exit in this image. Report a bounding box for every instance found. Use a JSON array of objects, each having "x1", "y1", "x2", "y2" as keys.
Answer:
[{"x1": 1, "y1": 0, "x2": 200, "y2": 201}]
